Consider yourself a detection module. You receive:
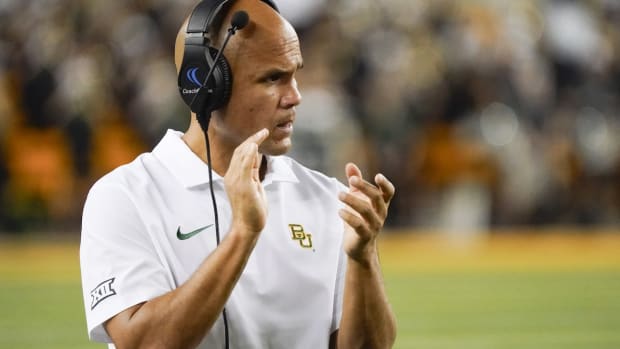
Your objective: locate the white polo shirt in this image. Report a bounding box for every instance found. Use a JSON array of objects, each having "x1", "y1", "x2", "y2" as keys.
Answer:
[{"x1": 80, "y1": 129, "x2": 348, "y2": 349}]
